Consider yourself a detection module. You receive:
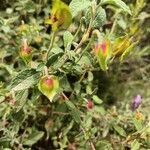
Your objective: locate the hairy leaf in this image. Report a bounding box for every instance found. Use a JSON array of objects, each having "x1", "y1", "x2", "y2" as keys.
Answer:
[
  {"x1": 101, "y1": 0, "x2": 131, "y2": 14},
  {"x1": 69, "y1": 0, "x2": 91, "y2": 17},
  {"x1": 8, "y1": 69, "x2": 40, "y2": 91}
]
